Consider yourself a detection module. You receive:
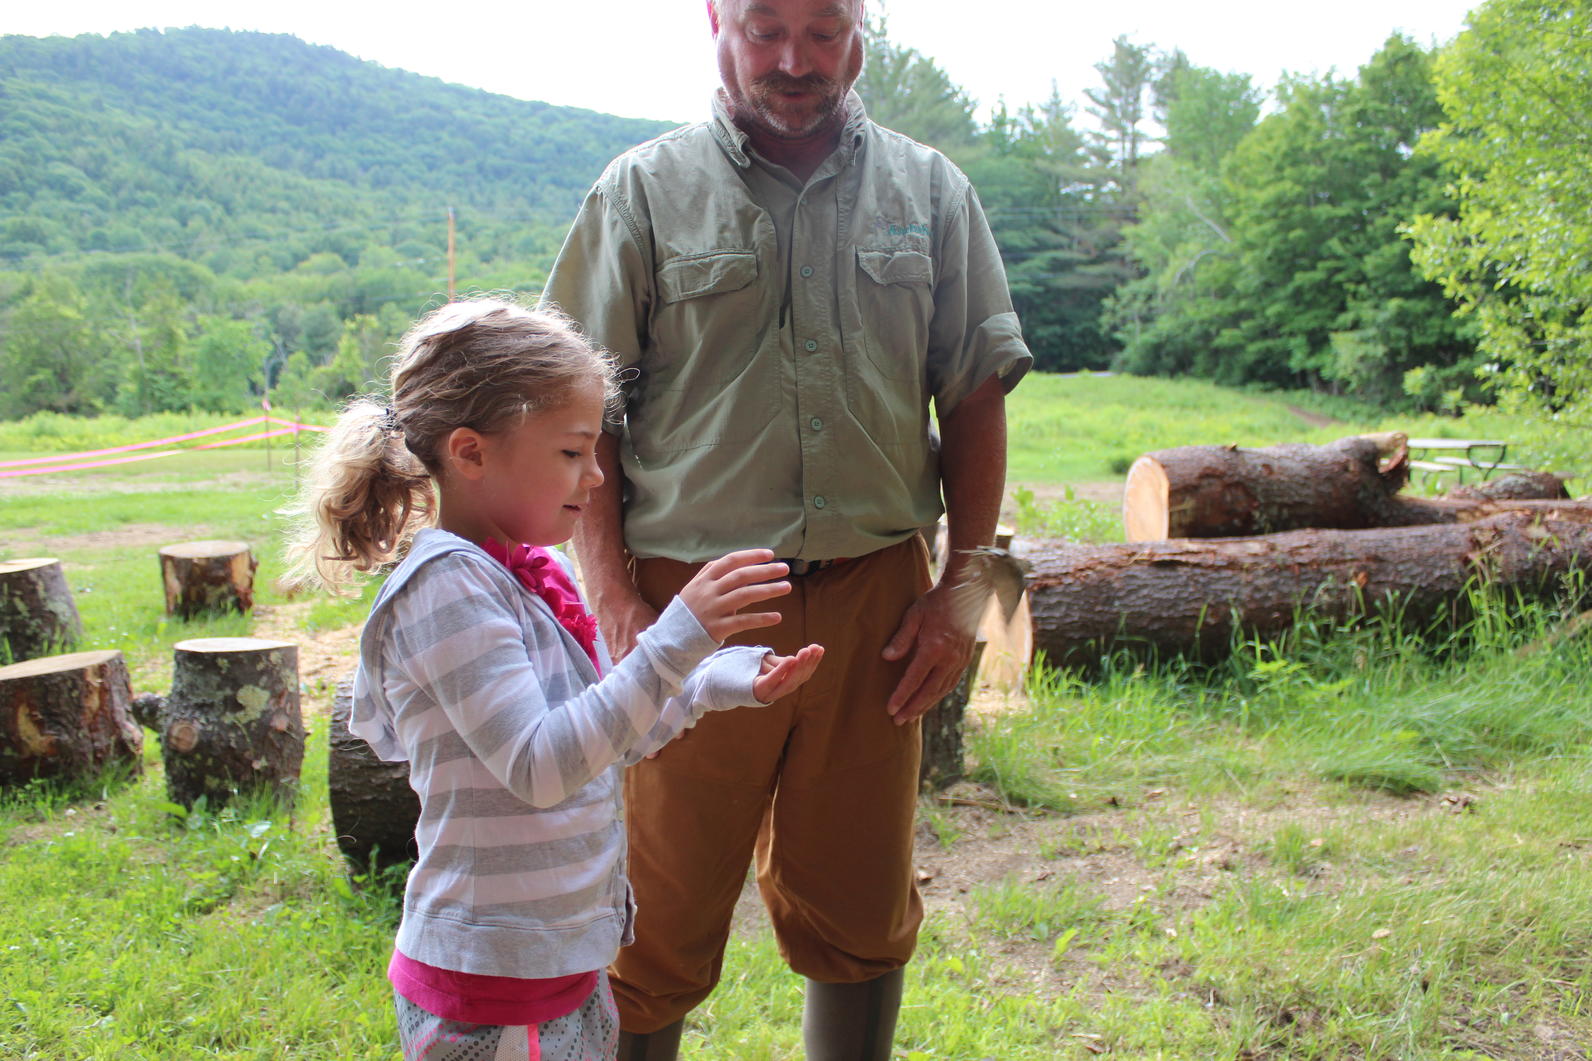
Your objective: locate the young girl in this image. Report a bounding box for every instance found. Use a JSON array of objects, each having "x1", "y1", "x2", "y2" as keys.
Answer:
[{"x1": 286, "y1": 297, "x2": 822, "y2": 1061}]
